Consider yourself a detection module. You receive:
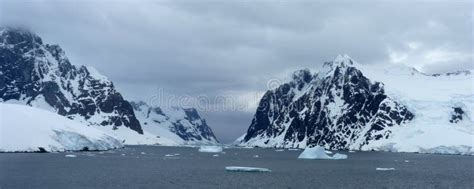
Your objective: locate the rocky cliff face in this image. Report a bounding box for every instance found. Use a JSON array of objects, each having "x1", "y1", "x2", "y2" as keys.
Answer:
[
  {"x1": 0, "y1": 27, "x2": 143, "y2": 134},
  {"x1": 238, "y1": 55, "x2": 414, "y2": 150},
  {"x1": 131, "y1": 101, "x2": 218, "y2": 144}
]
